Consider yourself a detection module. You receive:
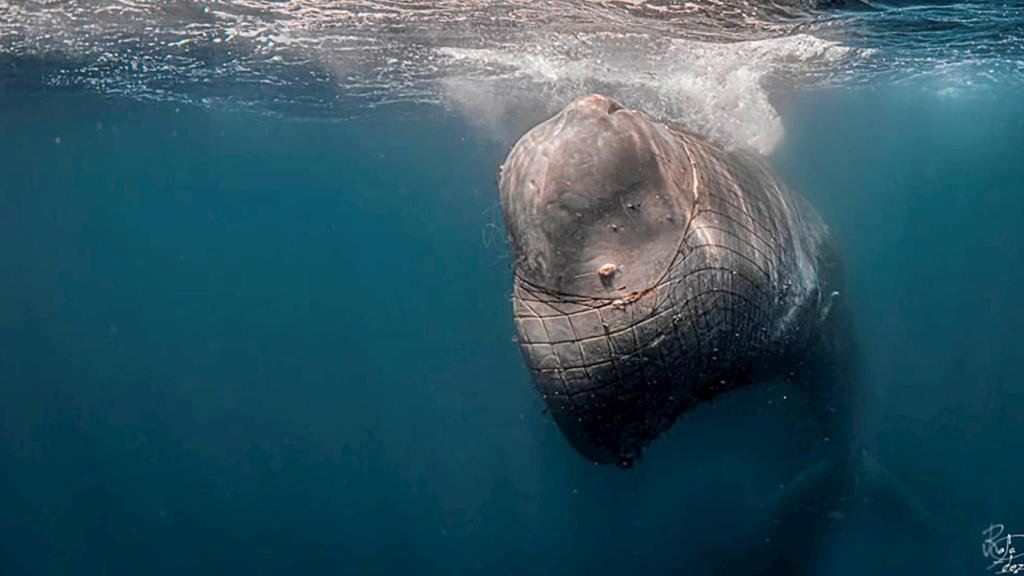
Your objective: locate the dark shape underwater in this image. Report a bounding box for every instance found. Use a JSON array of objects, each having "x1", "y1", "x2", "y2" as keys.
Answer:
[{"x1": 499, "y1": 94, "x2": 849, "y2": 467}]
